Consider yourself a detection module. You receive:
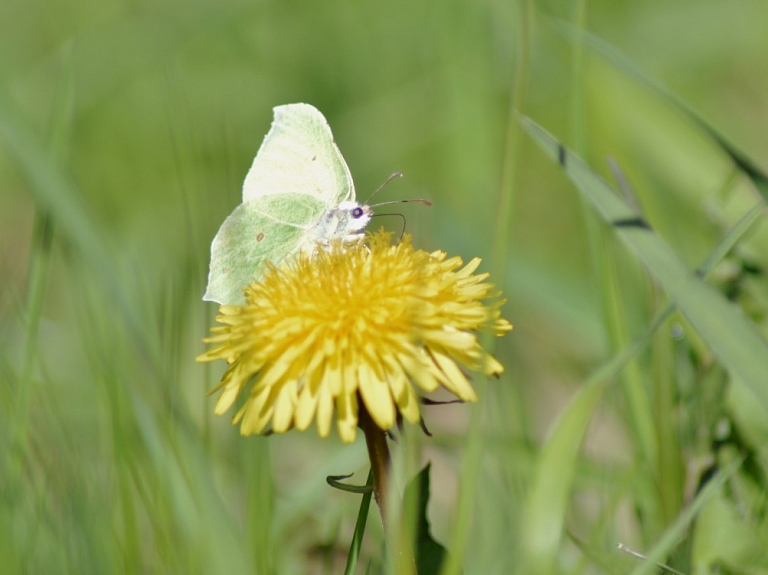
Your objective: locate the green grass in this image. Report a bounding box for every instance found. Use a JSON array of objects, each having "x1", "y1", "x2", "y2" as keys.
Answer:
[{"x1": 2, "y1": 1, "x2": 768, "y2": 573}]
